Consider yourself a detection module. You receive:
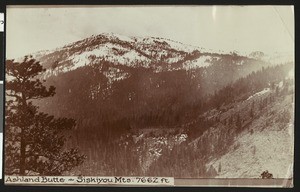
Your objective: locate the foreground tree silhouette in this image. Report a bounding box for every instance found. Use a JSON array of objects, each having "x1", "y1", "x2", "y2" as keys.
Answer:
[{"x1": 5, "y1": 56, "x2": 85, "y2": 176}]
